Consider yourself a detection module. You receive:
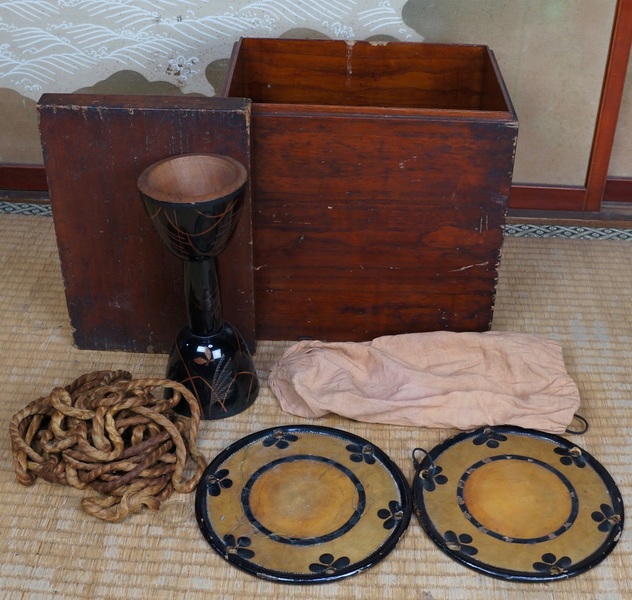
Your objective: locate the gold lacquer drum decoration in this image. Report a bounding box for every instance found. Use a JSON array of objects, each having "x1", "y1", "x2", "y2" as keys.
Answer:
[
  {"x1": 195, "y1": 425, "x2": 412, "y2": 583},
  {"x1": 412, "y1": 426, "x2": 624, "y2": 582}
]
